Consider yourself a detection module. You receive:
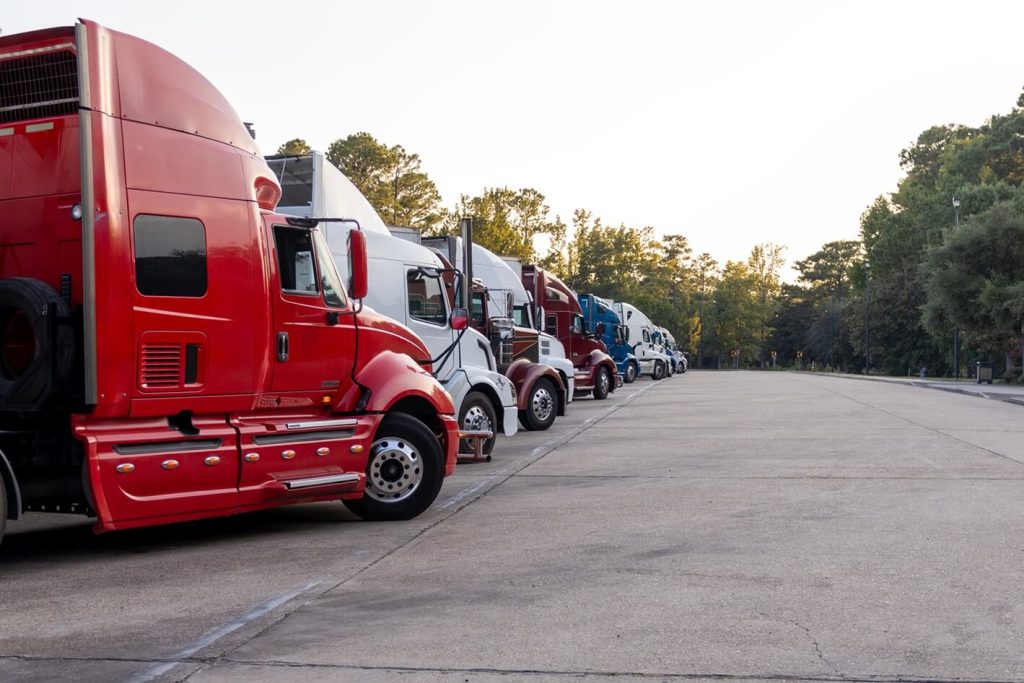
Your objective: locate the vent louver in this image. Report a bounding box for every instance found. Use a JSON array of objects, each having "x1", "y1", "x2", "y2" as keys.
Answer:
[
  {"x1": 141, "y1": 345, "x2": 182, "y2": 389},
  {"x1": 0, "y1": 50, "x2": 79, "y2": 124}
]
